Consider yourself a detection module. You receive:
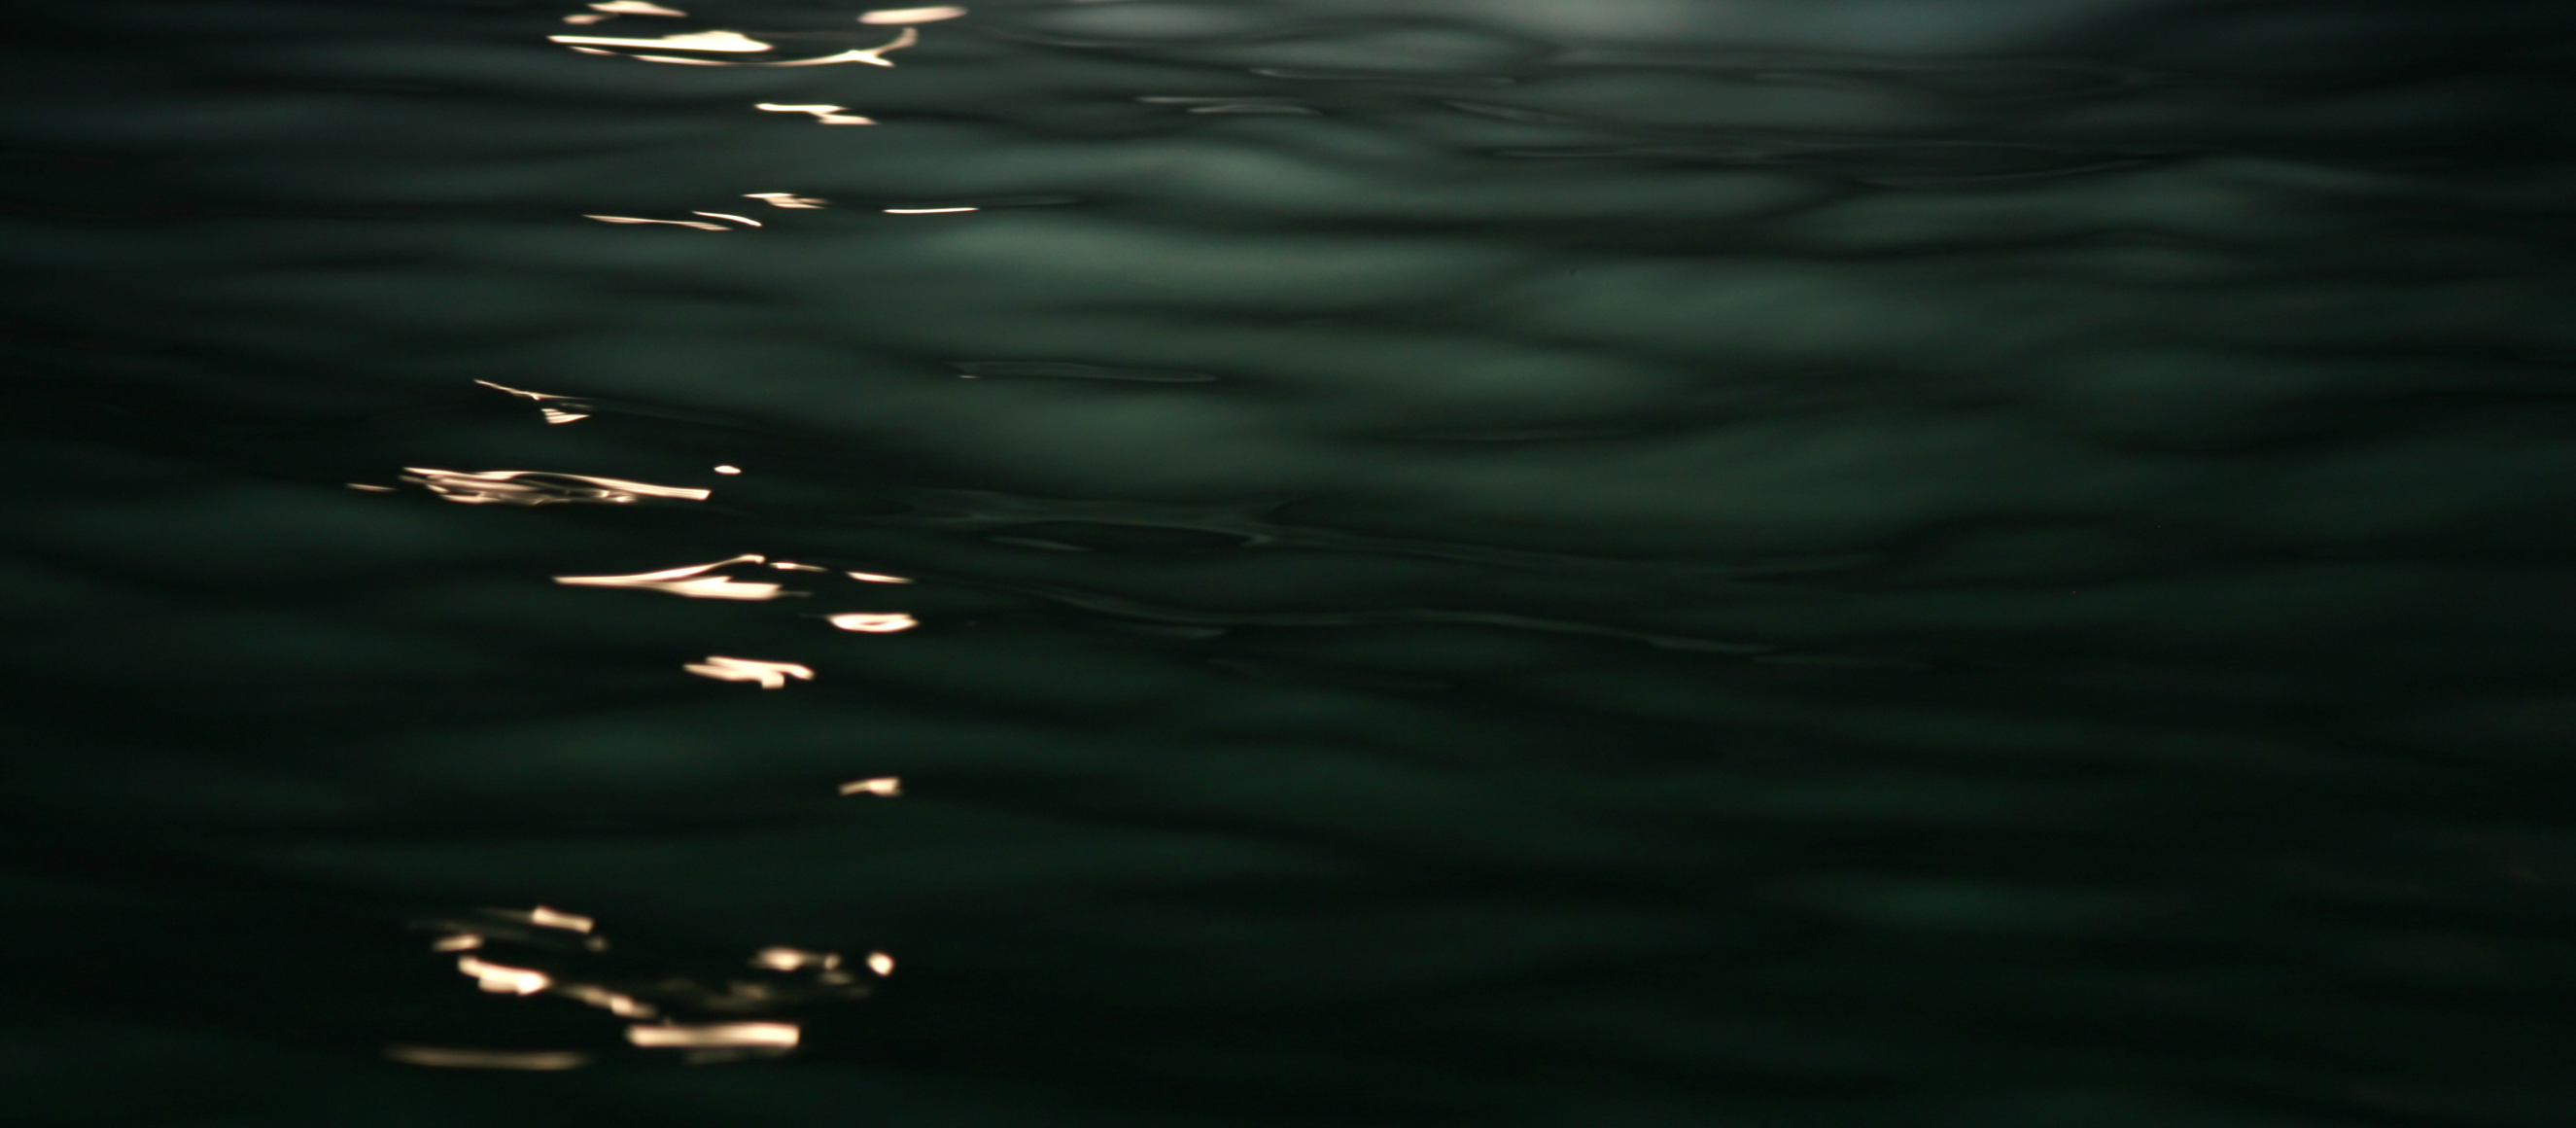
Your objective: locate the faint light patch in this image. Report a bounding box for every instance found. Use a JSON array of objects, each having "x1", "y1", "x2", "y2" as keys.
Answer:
[
  {"x1": 951, "y1": 360, "x2": 1216, "y2": 383},
  {"x1": 747, "y1": 193, "x2": 829, "y2": 208},
  {"x1": 752, "y1": 947, "x2": 843, "y2": 971},
  {"x1": 555, "y1": 555, "x2": 795, "y2": 601},
  {"x1": 1137, "y1": 96, "x2": 1317, "y2": 116},
  {"x1": 540, "y1": 407, "x2": 592, "y2": 424},
  {"x1": 628, "y1": 1022, "x2": 800, "y2": 1048},
  {"x1": 714, "y1": 464, "x2": 744, "y2": 474},
  {"x1": 756, "y1": 103, "x2": 878, "y2": 125},
  {"x1": 548, "y1": 29, "x2": 773, "y2": 53},
  {"x1": 432, "y1": 934, "x2": 483, "y2": 952},
  {"x1": 400, "y1": 468, "x2": 711, "y2": 506},
  {"x1": 685, "y1": 656, "x2": 814, "y2": 688},
  {"x1": 563, "y1": 14, "x2": 615, "y2": 24},
  {"x1": 838, "y1": 776, "x2": 901, "y2": 796},
  {"x1": 592, "y1": 0, "x2": 688, "y2": 14},
  {"x1": 770, "y1": 561, "x2": 827, "y2": 572},
  {"x1": 557, "y1": 983, "x2": 657, "y2": 1019},
  {"x1": 860, "y1": 6, "x2": 965, "y2": 23},
  {"x1": 386, "y1": 1046, "x2": 590, "y2": 1071},
  {"x1": 459, "y1": 955, "x2": 551, "y2": 995},
  {"x1": 1189, "y1": 104, "x2": 1322, "y2": 115},
  {"x1": 885, "y1": 206, "x2": 978, "y2": 214},
  {"x1": 826, "y1": 612, "x2": 917, "y2": 633},
  {"x1": 583, "y1": 214, "x2": 733, "y2": 230},
  {"x1": 866, "y1": 952, "x2": 894, "y2": 976},
  {"x1": 847, "y1": 571, "x2": 914, "y2": 584},
  {"x1": 346, "y1": 482, "x2": 396, "y2": 492}
]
